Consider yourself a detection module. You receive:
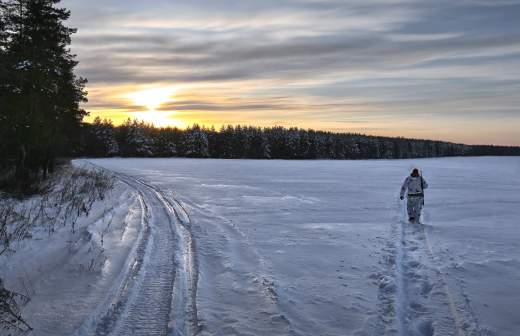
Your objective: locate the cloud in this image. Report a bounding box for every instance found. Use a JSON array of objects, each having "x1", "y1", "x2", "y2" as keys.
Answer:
[{"x1": 62, "y1": 0, "x2": 520, "y2": 145}]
